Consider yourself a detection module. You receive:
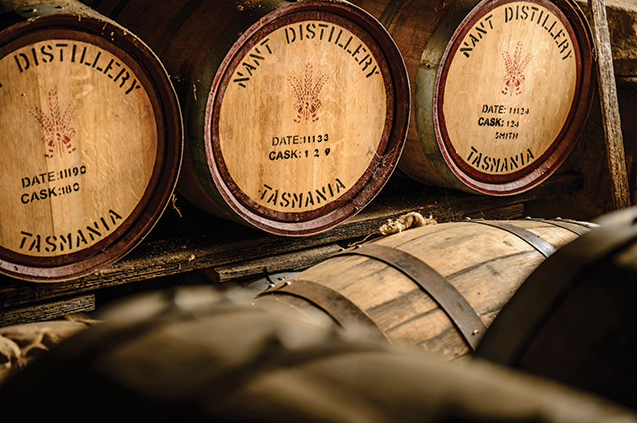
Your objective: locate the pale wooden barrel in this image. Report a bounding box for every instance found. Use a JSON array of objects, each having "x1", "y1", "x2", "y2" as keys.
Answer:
[
  {"x1": 477, "y1": 207, "x2": 637, "y2": 409},
  {"x1": 0, "y1": 0, "x2": 183, "y2": 282},
  {"x1": 87, "y1": 0, "x2": 410, "y2": 236},
  {"x1": 353, "y1": 0, "x2": 595, "y2": 195},
  {"x1": 254, "y1": 218, "x2": 592, "y2": 360}
]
